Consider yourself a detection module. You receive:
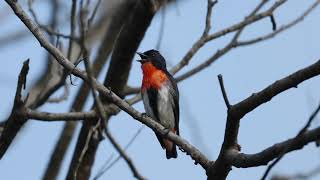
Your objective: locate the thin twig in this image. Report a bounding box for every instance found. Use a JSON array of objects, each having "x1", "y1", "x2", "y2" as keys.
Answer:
[
  {"x1": 155, "y1": 0, "x2": 166, "y2": 50},
  {"x1": 229, "y1": 126, "x2": 320, "y2": 168},
  {"x1": 47, "y1": 83, "x2": 69, "y2": 103},
  {"x1": 176, "y1": 0, "x2": 318, "y2": 83},
  {"x1": 27, "y1": 0, "x2": 40, "y2": 25},
  {"x1": 237, "y1": 0, "x2": 320, "y2": 46},
  {"x1": 261, "y1": 100, "x2": 320, "y2": 180},
  {"x1": 270, "y1": 14, "x2": 277, "y2": 31},
  {"x1": 88, "y1": 0, "x2": 101, "y2": 28},
  {"x1": 94, "y1": 126, "x2": 145, "y2": 180},
  {"x1": 72, "y1": 1, "x2": 105, "y2": 178},
  {"x1": 104, "y1": 128, "x2": 146, "y2": 180},
  {"x1": 67, "y1": 0, "x2": 78, "y2": 60},
  {"x1": 217, "y1": 74, "x2": 231, "y2": 109},
  {"x1": 205, "y1": 0, "x2": 286, "y2": 42},
  {"x1": 170, "y1": 0, "x2": 217, "y2": 74}
]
